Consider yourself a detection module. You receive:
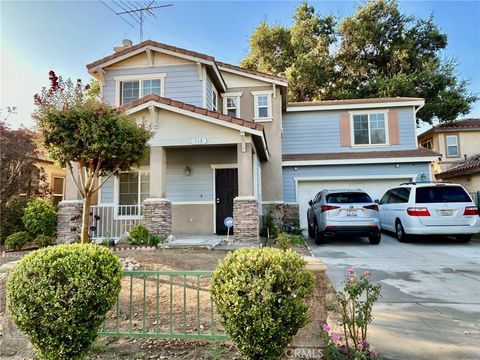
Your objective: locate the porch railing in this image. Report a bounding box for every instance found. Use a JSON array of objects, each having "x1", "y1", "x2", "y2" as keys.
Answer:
[
  {"x1": 90, "y1": 205, "x2": 143, "y2": 240},
  {"x1": 98, "y1": 270, "x2": 227, "y2": 340}
]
